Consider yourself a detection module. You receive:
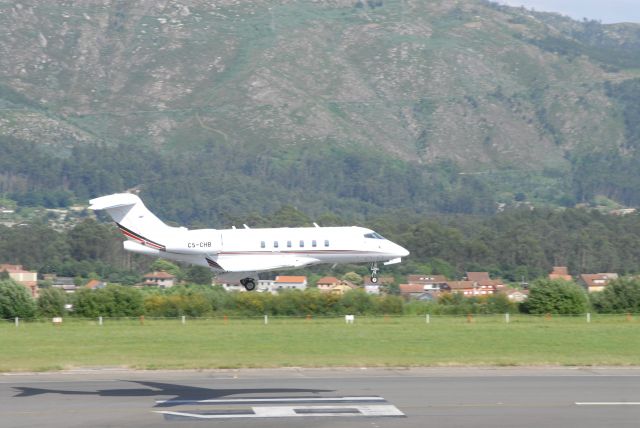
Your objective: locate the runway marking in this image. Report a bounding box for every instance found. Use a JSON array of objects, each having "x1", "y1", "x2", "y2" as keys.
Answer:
[
  {"x1": 155, "y1": 396, "x2": 386, "y2": 405},
  {"x1": 576, "y1": 402, "x2": 640, "y2": 406},
  {"x1": 157, "y1": 405, "x2": 404, "y2": 419},
  {"x1": 154, "y1": 395, "x2": 405, "y2": 420}
]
